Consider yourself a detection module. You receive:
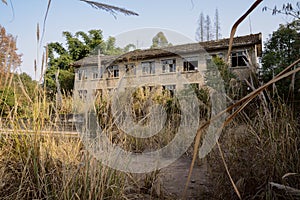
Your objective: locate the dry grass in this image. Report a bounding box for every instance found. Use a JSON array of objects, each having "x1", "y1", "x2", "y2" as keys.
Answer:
[
  {"x1": 0, "y1": 133, "x2": 130, "y2": 199},
  {"x1": 206, "y1": 98, "x2": 300, "y2": 199}
]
